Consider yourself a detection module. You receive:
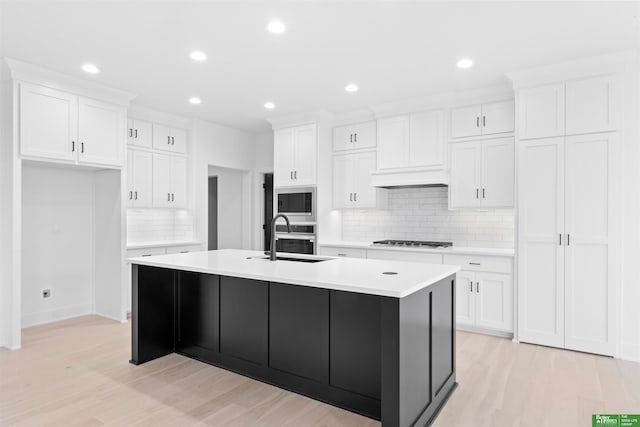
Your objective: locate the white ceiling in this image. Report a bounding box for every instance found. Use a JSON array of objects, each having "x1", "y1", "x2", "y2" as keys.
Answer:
[{"x1": 1, "y1": 1, "x2": 638, "y2": 133}]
